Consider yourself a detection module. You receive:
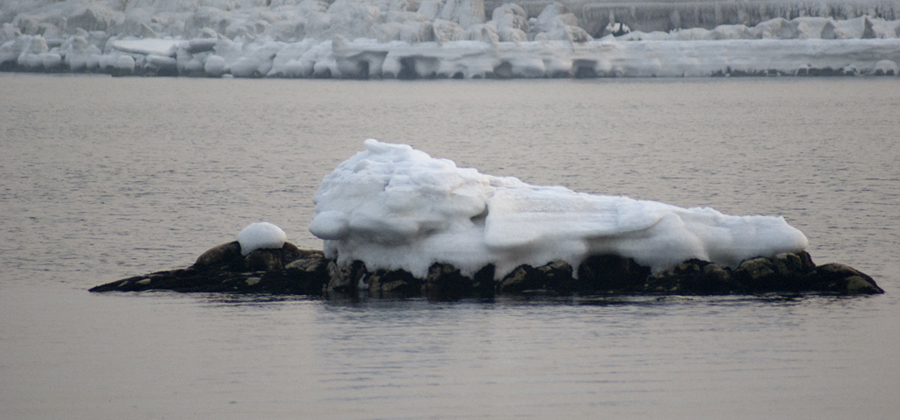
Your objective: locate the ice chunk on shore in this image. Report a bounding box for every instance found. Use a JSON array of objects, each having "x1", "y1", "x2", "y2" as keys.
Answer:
[
  {"x1": 110, "y1": 39, "x2": 181, "y2": 57},
  {"x1": 237, "y1": 222, "x2": 288, "y2": 256},
  {"x1": 310, "y1": 140, "x2": 809, "y2": 279}
]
